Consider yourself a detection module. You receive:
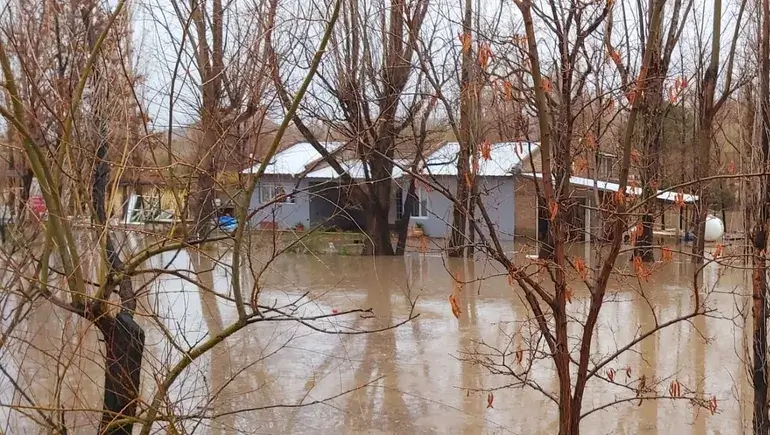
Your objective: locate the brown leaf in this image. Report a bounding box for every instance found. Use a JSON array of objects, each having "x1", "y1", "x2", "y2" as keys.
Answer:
[
  {"x1": 540, "y1": 77, "x2": 552, "y2": 92},
  {"x1": 573, "y1": 156, "x2": 588, "y2": 173},
  {"x1": 478, "y1": 44, "x2": 492, "y2": 68},
  {"x1": 503, "y1": 81, "x2": 513, "y2": 100},
  {"x1": 487, "y1": 392, "x2": 494, "y2": 409},
  {"x1": 668, "y1": 86, "x2": 677, "y2": 103},
  {"x1": 607, "y1": 368, "x2": 615, "y2": 382},
  {"x1": 459, "y1": 32, "x2": 472, "y2": 54},
  {"x1": 669, "y1": 380, "x2": 681, "y2": 398},
  {"x1": 630, "y1": 148, "x2": 640, "y2": 164},
  {"x1": 674, "y1": 192, "x2": 685, "y2": 209},
  {"x1": 480, "y1": 140, "x2": 492, "y2": 160},
  {"x1": 549, "y1": 200, "x2": 559, "y2": 220},
  {"x1": 614, "y1": 191, "x2": 625, "y2": 205},
  {"x1": 449, "y1": 294, "x2": 461, "y2": 319},
  {"x1": 574, "y1": 257, "x2": 587, "y2": 280},
  {"x1": 633, "y1": 256, "x2": 650, "y2": 282},
  {"x1": 608, "y1": 48, "x2": 621, "y2": 64}
]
